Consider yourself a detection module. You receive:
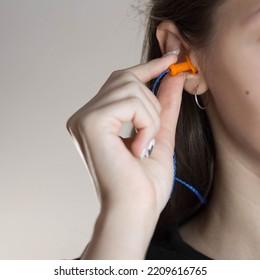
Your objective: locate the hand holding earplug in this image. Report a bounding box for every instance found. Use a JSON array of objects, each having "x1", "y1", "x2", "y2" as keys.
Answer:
[{"x1": 66, "y1": 54, "x2": 185, "y2": 259}]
